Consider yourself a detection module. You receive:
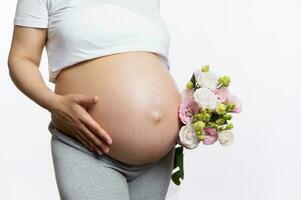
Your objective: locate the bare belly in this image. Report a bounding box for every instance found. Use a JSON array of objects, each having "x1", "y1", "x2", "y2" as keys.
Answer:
[{"x1": 52, "y1": 51, "x2": 181, "y2": 165}]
